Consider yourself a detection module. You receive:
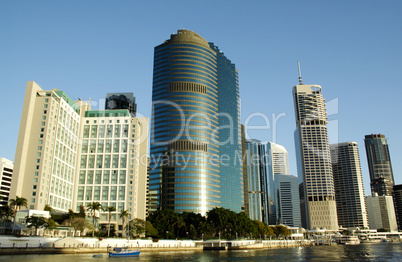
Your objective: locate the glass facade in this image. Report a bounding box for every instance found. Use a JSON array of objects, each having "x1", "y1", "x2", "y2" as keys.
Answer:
[
  {"x1": 149, "y1": 30, "x2": 242, "y2": 215},
  {"x1": 245, "y1": 140, "x2": 269, "y2": 223},
  {"x1": 210, "y1": 43, "x2": 243, "y2": 213},
  {"x1": 149, "y1": 30, "x2": 220, "y2": 215},
  {"x1": 364, "y1": 134, "x2": 394, "y2": 196}
]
